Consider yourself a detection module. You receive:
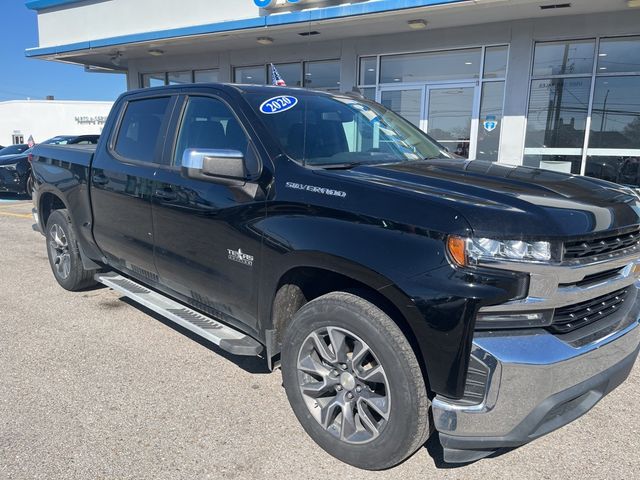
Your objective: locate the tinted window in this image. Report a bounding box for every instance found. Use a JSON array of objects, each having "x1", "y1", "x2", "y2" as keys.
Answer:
[
  {"x1": 0, "y1": 145, "x2": 28, "y2": 155},
  {"x1": 115, "y1": 97, "x2": 171, "y2": 163},
  {"x1": 174, "y1": 97, "x2": 249, "y2": 165}
]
